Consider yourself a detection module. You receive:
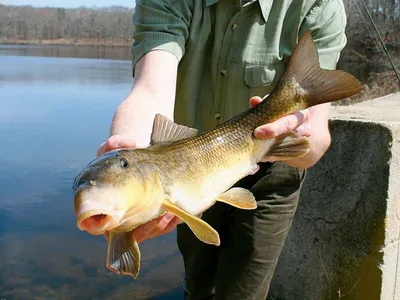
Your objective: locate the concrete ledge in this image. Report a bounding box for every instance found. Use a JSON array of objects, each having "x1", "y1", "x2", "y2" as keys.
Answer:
[{"x1": 269, "y1": 93, "x2": 400, "y2": 300}]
